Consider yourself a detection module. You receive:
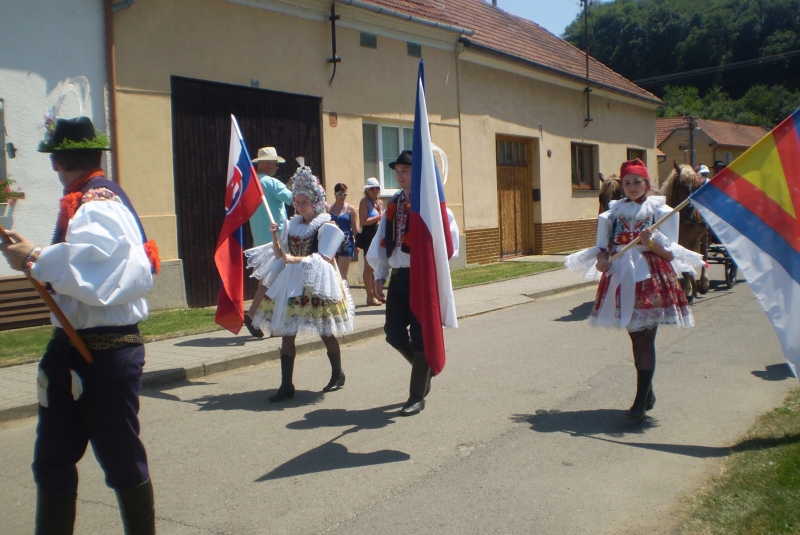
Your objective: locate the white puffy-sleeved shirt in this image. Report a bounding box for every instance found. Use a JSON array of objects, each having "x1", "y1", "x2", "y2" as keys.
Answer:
[
  {"x1": 366, "y1": 205, "x2": 460, "y2": 282},
  {"x1": 31, "y1": 199, "x2": 154, "y2": 330}
]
